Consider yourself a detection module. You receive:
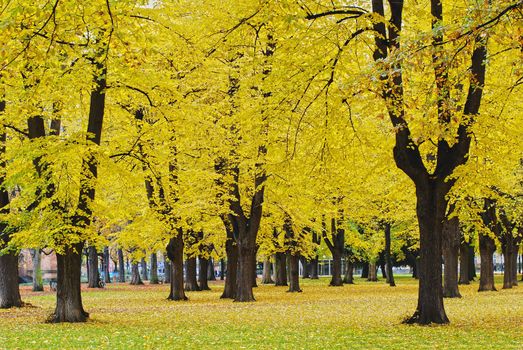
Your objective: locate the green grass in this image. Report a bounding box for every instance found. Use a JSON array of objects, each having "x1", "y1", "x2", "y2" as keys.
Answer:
[{"x1": 0, "y1": 275, "x2": 522, "y2": 349}]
